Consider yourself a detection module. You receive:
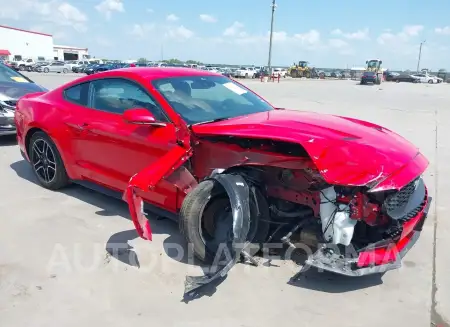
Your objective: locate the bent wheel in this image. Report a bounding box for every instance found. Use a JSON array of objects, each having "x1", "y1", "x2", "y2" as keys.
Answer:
[
  {"x1": 29, "y1": 131, "x2": 70, "y2": 190},
  {"x1": 179, "y1": 179, "x2": 270, "y2": 263}
]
